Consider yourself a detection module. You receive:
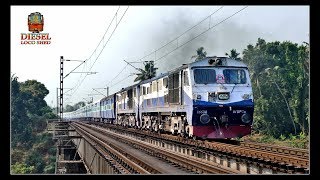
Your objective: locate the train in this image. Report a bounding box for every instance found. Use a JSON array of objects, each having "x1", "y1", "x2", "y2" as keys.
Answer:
[{"x1": 63, "y1": 56, "x2": 254, "y2": 139}]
